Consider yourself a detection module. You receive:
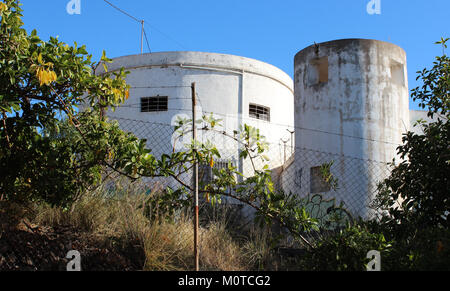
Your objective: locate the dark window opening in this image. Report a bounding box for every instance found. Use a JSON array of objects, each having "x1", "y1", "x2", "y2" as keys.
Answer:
[
  {"x1": 140, "y1": 96, "x2": 168, "y2": 112},
  {"x1": 249, "y1": 104, "x2": 270, "y2": 122},
  {"x1": 310, "y1": 166, "x2": 331, "y2": 193},
  {"x1": 308, "y1": 57, "x2": 328, "y2": 85},
  {"x1": 199, "y1": 163, "x2": 213, "y2": 185},
  {"x1": 198, "y1": 160, "x2": 233, "y2": 187}
]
